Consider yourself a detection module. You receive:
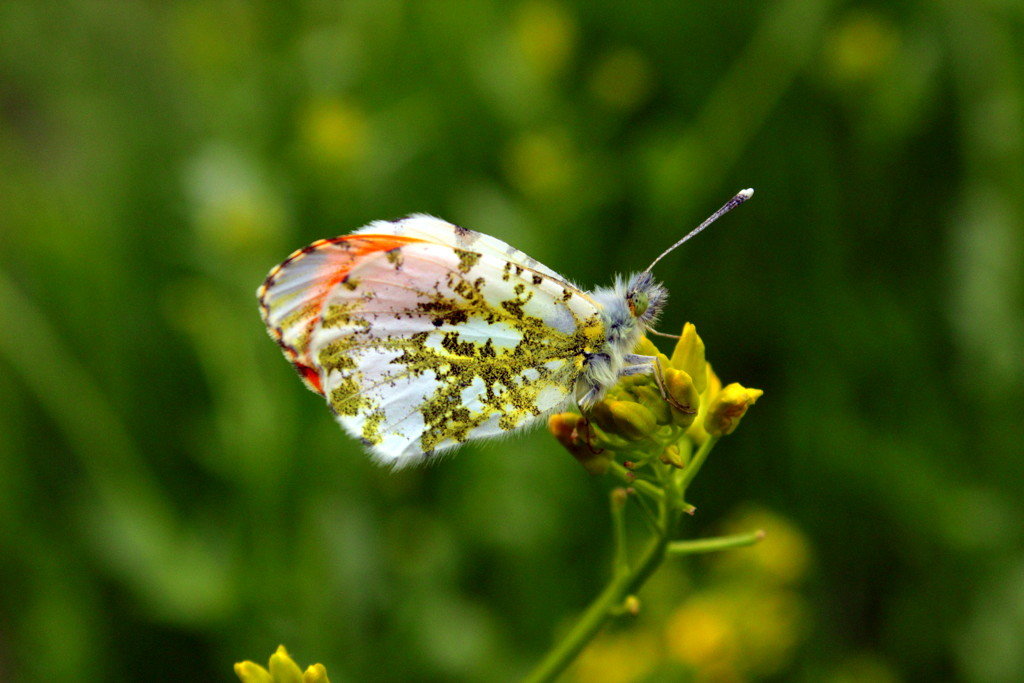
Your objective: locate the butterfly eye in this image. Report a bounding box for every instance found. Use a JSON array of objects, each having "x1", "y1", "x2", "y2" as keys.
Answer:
[{"x1": 629, "y1": 291, "x2": 650, "y2": 318}]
